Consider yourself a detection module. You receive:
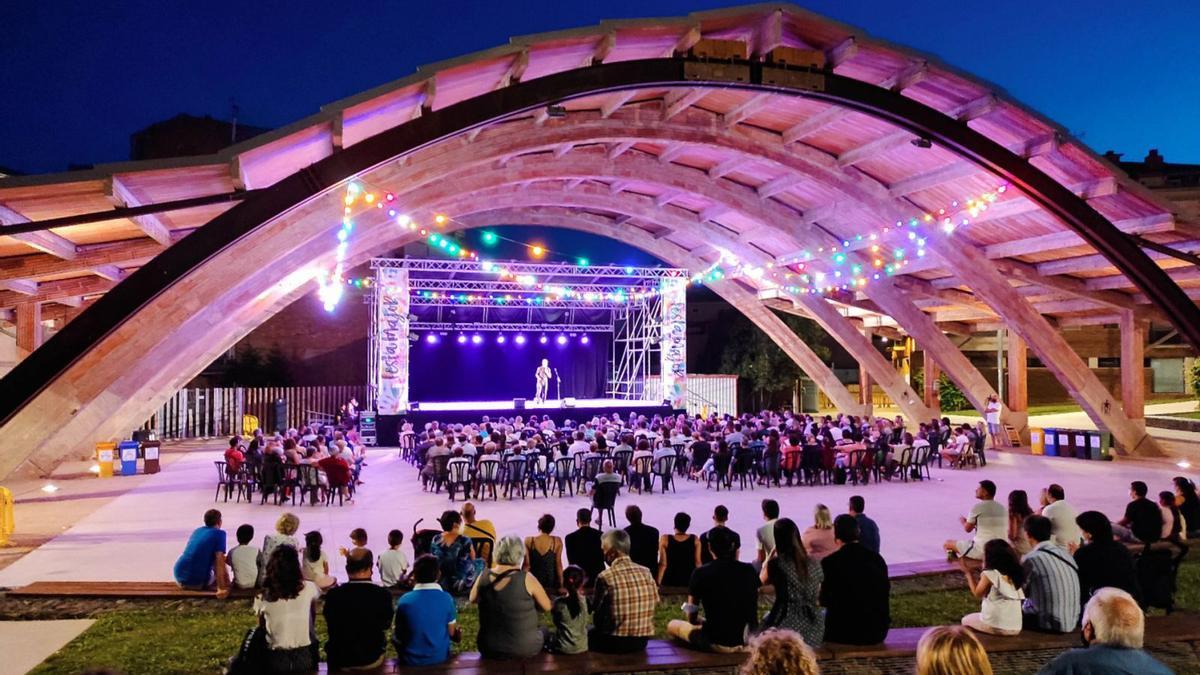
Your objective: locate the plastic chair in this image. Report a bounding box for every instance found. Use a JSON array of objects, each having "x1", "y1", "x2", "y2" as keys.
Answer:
[
  {"x1": 706, "y1": 453, "x2": 733, "y2": 491},
  {"x1": 504, "y1": 456, "x2": 527, "y2": 499},
  {"x1": 630, "y1": 456, "x2": 653, "y2": 494},
  {"x1": 213, "y1": 461, "x2": 235, "y2": 502},
  {"x1": 652, "y1": 456, "x2": 675, "y2": 493},
  {"x1": 576, "y1": 455, "x2": 602, "y2": 495},
  {"x1": 553, "y1": 456, "x2": 575, "y2": 497},
  {"x1": 591, "y1": 481, "x2": 619, "y2": 528},
  {"x1": 475, "y1": 458, "x2": 501, "y2": 501},
  {"x1": 731, "y1": 451, "x2": 756, "y2": 490},
  {"x1": 447, "y1": 460, "x2": 473, "y2": 502},
  {"x1": 296, "y1": 464, "x2": 322, "y2": 505}
]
